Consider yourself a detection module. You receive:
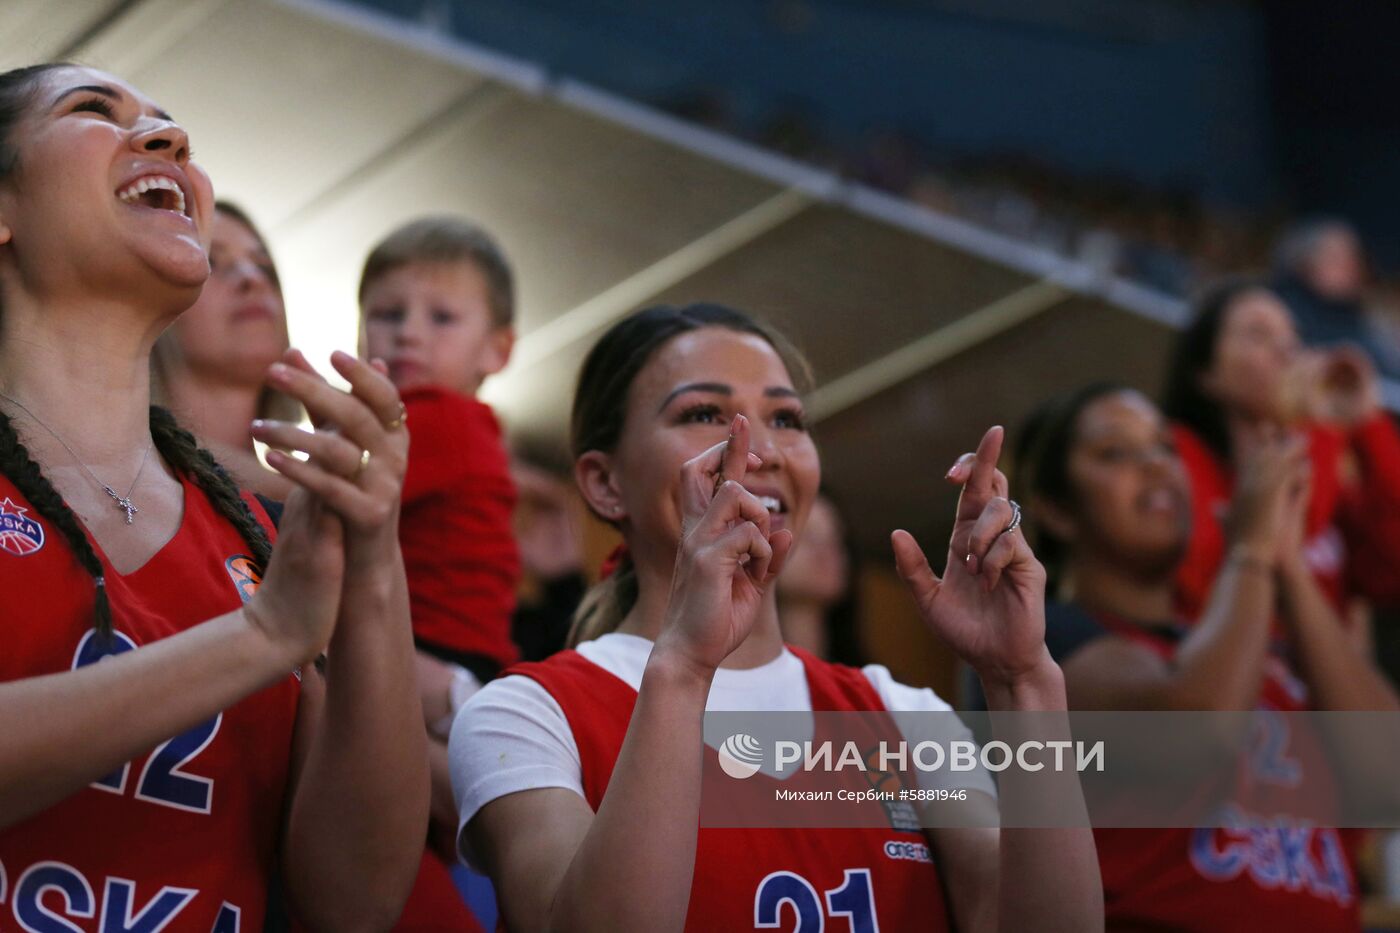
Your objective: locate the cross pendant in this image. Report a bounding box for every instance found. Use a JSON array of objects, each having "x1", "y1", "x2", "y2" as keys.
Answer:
[
  {"x1": 115, "y1": 497, "x2": 138, "y2": 524},
  {"x1": 102, "y1": 486, "x2": 138, "y2": 524}
]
